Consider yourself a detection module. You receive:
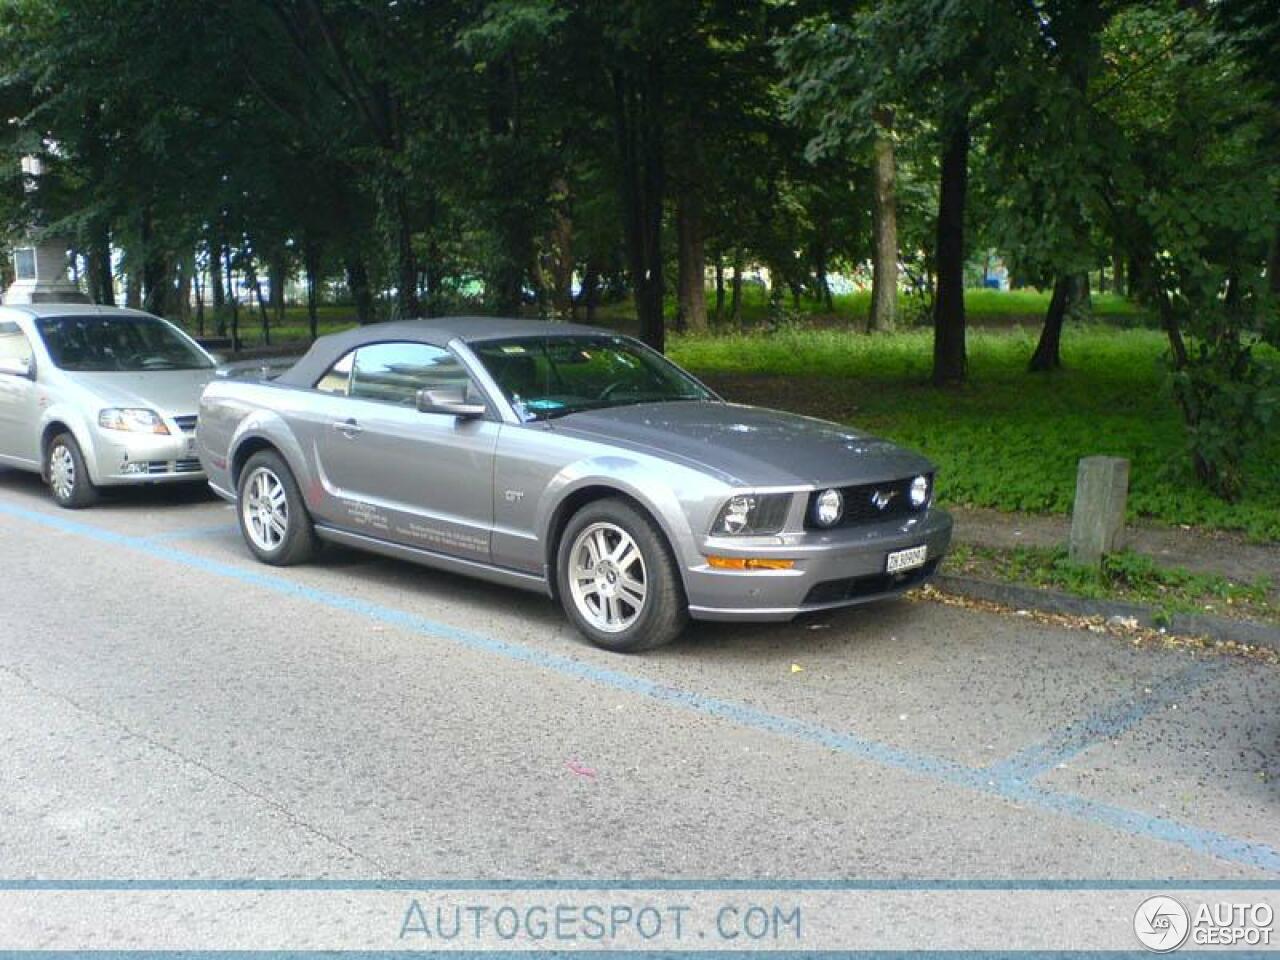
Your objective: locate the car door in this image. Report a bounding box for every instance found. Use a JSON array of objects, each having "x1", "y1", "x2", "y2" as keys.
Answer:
[
  {"x1": 312, "y1": 341, "x2": 500, "y2": 562},
  {"x1": 0, "y1": 321, "x2": 40, "y2": 467}
]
